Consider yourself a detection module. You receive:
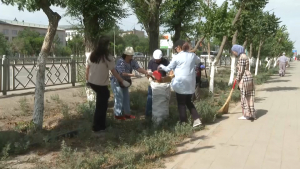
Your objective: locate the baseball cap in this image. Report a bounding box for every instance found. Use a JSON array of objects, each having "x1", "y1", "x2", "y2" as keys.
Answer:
[{"x1": 153, "y1": 49, "x2": 163, "y2": 59}]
